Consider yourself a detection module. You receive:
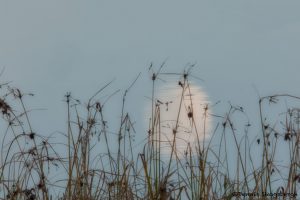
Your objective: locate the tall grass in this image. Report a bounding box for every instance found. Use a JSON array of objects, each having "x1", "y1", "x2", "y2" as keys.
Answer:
[{"x1": 0, "y1": 67, "x2": 299, "y2": 199}]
